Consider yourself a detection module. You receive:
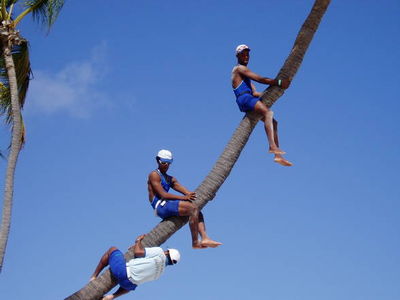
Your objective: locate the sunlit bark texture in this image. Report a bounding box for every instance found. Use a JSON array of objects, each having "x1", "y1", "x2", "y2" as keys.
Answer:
[{"x1": 0, "y1": 27, "x2": 24, "y2": 273}]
